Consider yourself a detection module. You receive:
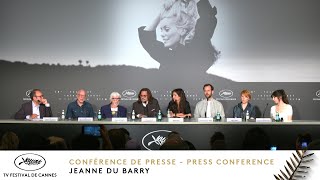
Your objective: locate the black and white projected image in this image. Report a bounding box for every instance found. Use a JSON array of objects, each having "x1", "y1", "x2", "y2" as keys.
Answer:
[
  {"x1": 0, "y1": 0, "x2": 320, "y2": 119},
  {"x1": 138, "y1": 0, "x2": 220, "y2": 75}
]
